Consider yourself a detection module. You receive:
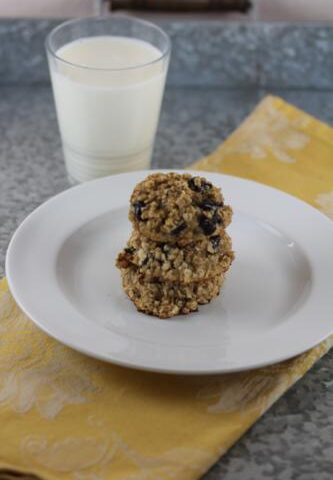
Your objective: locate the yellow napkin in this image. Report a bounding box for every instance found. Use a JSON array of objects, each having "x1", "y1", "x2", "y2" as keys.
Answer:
[
  {"x1": 192, "y1": 95, "x2": 333, "y2": 214},
  {"x1": 1, "y1": 95, "x2": 332, "y2": 480}
]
